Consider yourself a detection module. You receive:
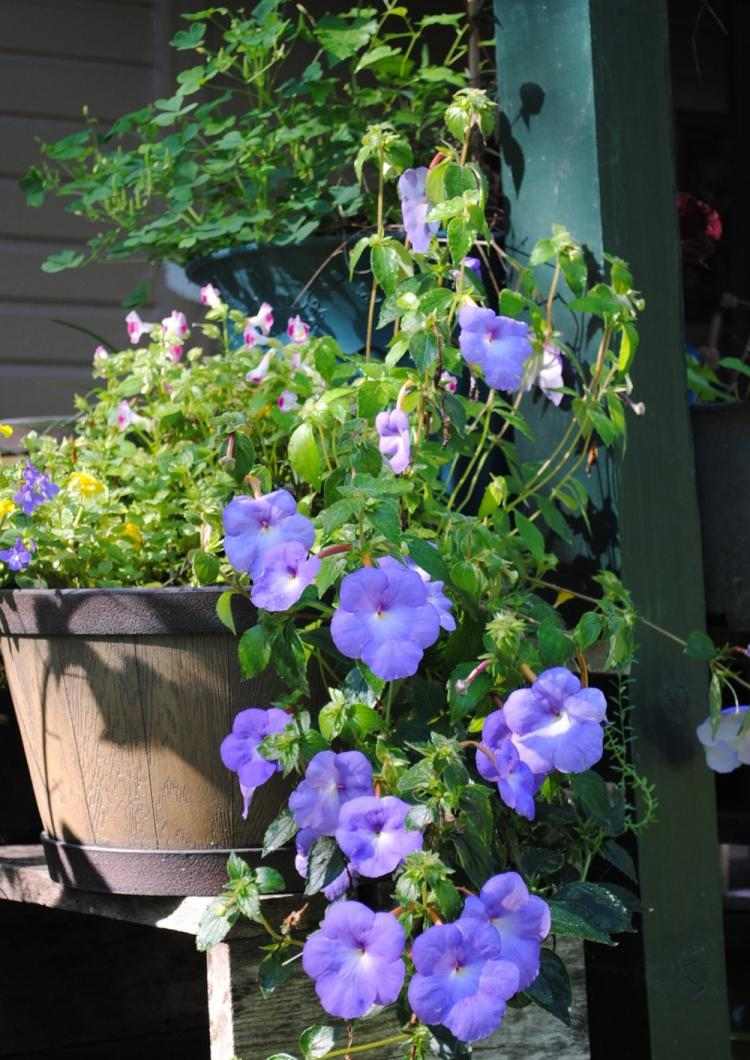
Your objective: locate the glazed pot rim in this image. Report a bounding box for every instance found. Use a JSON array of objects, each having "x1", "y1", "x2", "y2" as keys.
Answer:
[{"x1": 0, "y1": 585, "x2": 255, "y2": 637}]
